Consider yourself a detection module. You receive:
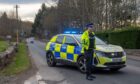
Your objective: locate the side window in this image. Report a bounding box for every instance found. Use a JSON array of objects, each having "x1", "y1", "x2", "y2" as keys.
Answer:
[
  {"x1": 56, "y1": 35, "x2": 64, "y2": 44},
  {"x1": 65, "y1": 36, "x2": 78, "y2": 46}
]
